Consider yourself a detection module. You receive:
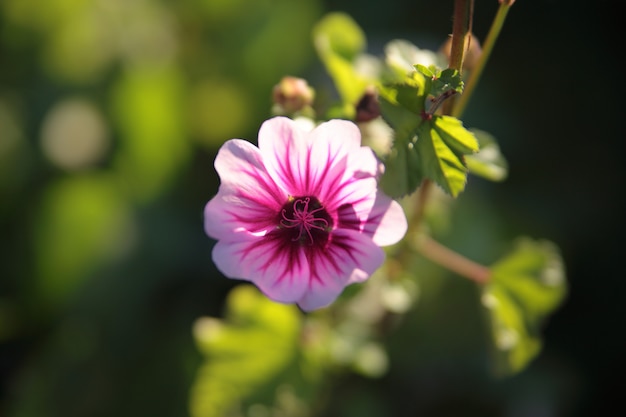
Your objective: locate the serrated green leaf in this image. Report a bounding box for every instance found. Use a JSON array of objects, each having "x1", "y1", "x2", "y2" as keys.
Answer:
[
  {"x1": 190, "y1": 285, "x2": 303, "y2": 417},
  {"x1": 465, "y1": 129, "x2": 508, "y2": 182},
  {"x1": 417, "y1": 121, "x2": 469, "y2": 197},
  {"x1": 414, "y1": 64, "x2": 435, "y2": 78},
  {"x1": 378, "y1": 73, "x2": 476, "y2": 197},
  {"x1": 432, "y1": 115, "x2": 478, "y2": 155},
  {"x1": 436, "y1": 68, "x2": 464, "y2": 94},
  {"x1": 378, "y1": 88, "x2": 422, "y2": 138},
  {"x1": 398, "y1": 115, "x2": 477, "y2": 198},
  {"x1": 378, "y1": 71, "x2": 427, "y2": 117},
  {"x1": 482, "y1": 238, "x2": 567, "y2": 377}
]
